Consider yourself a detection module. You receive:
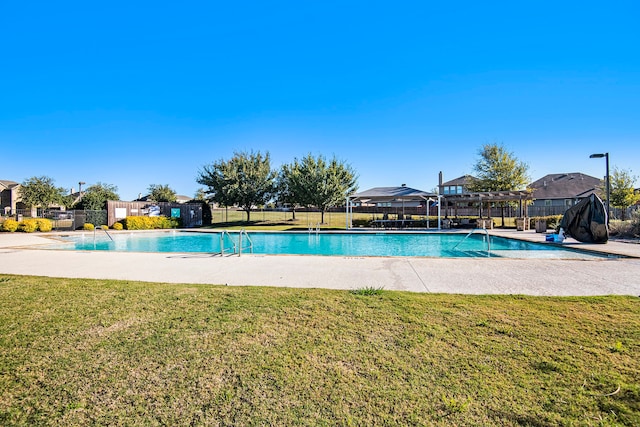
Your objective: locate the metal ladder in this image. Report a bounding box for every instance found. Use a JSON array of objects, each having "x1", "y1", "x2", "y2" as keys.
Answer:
[
  {"x1": 238, "y1": 229, "x2": 253, "y2": 256},
  {"x1": 452, "y1": 228, "x2": 491, "y2": 257},
  {"x1": 93, "y1": 226, "x2": 114, "y2": 243},
  {"x1": 219, "y1": 230, "x2": 236, "y2": 255}
]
